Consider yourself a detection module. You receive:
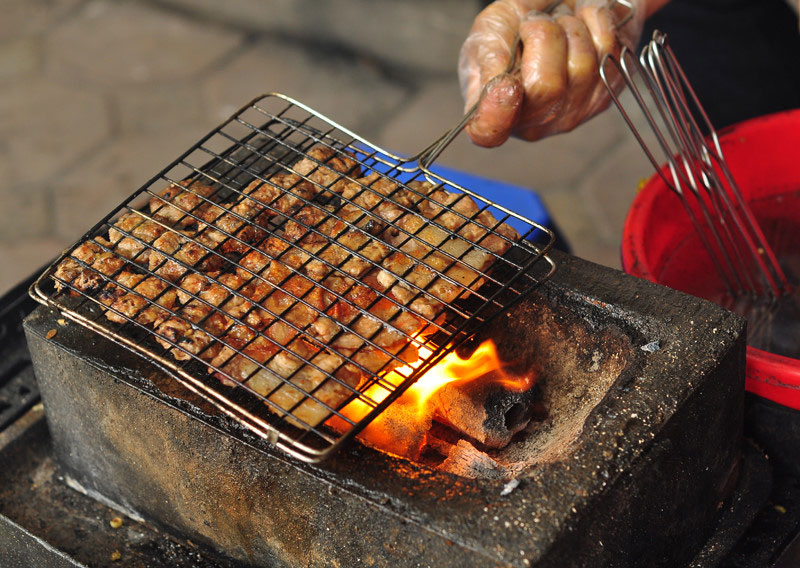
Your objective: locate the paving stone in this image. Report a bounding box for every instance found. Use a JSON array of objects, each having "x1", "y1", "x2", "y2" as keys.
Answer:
[
  {"x1": 158, "y1": 0, "x2": 481, "y2": 74},
  {"x1": 0, "y1": 185, "x2": 50, "y2": 242},
  {"x1": 370, "y1": 78, "x2": 464, "y2": 158},
  {"x1": 114, "y1": 80, "x2": 213, "y2": 135},
  {"x1": 0, "y1": 38, "x2": 42, "y2": 83},
  {"x1": 202, "y1": 37, "x2": 411, "y2": 138},
  {"x1": 52, "y1": 128, "x2": 216, "y2": 241},
  {"x1": 0, "y1": 0, "x2": 83, "y2": 42},
  {"x1": 44, "y1": 0, "x2": 243, "y2": 88},
  {"x1": 0, "y1": 238, "x2": 67, "y2": 297},
  {"x1": 0, "y1": 77, "x2": 110, "y2": 189}
]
